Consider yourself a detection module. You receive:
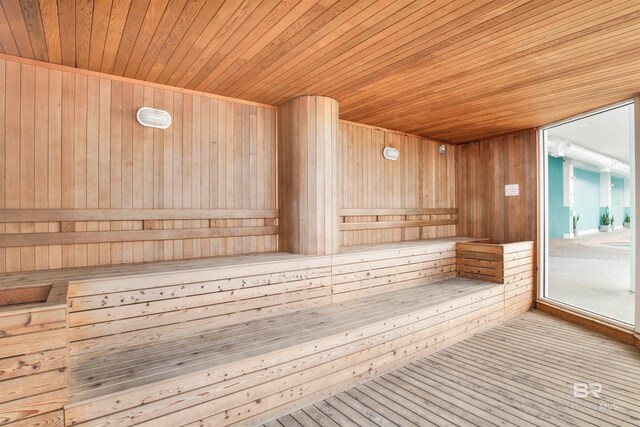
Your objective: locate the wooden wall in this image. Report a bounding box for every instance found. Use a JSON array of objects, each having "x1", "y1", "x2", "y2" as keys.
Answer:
[
  {"x1": 456, "y1": 129, "x2": 538, "y2": 243},
  {"x1": 0, "y1": 55, "x2": 538, "y2": 273},
  {"x1": 338, "y1": 121, "x2": 457, "y2": 246},
  {"x1": 0, "y1": 58, "x2": 277, "y2": 273}
]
